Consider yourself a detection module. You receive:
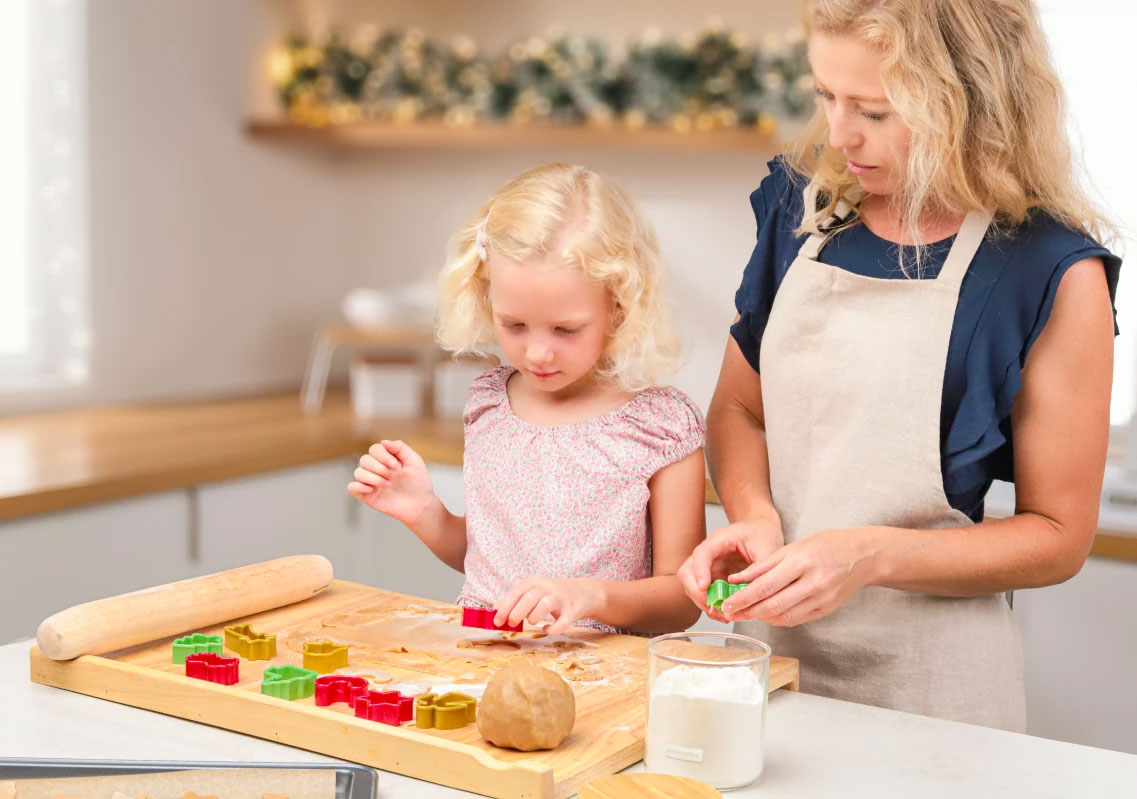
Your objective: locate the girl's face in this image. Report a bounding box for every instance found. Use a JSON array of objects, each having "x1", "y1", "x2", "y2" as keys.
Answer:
[
  {"x1": 487, "y1": 256, "x2": 613, "y2": 396},
  {"x1": 808, "y1": 32, "x2": 912, "y2": 197}
]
